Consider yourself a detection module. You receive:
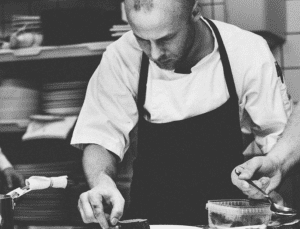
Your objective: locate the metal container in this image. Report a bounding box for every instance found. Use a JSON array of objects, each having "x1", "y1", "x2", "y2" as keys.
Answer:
[
  {"x1": 206, "y1": 199, "x2": 272, "y2": 228},
  {"x1": 0, "y1": 195, "x2": 14, "y2": 229}
]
